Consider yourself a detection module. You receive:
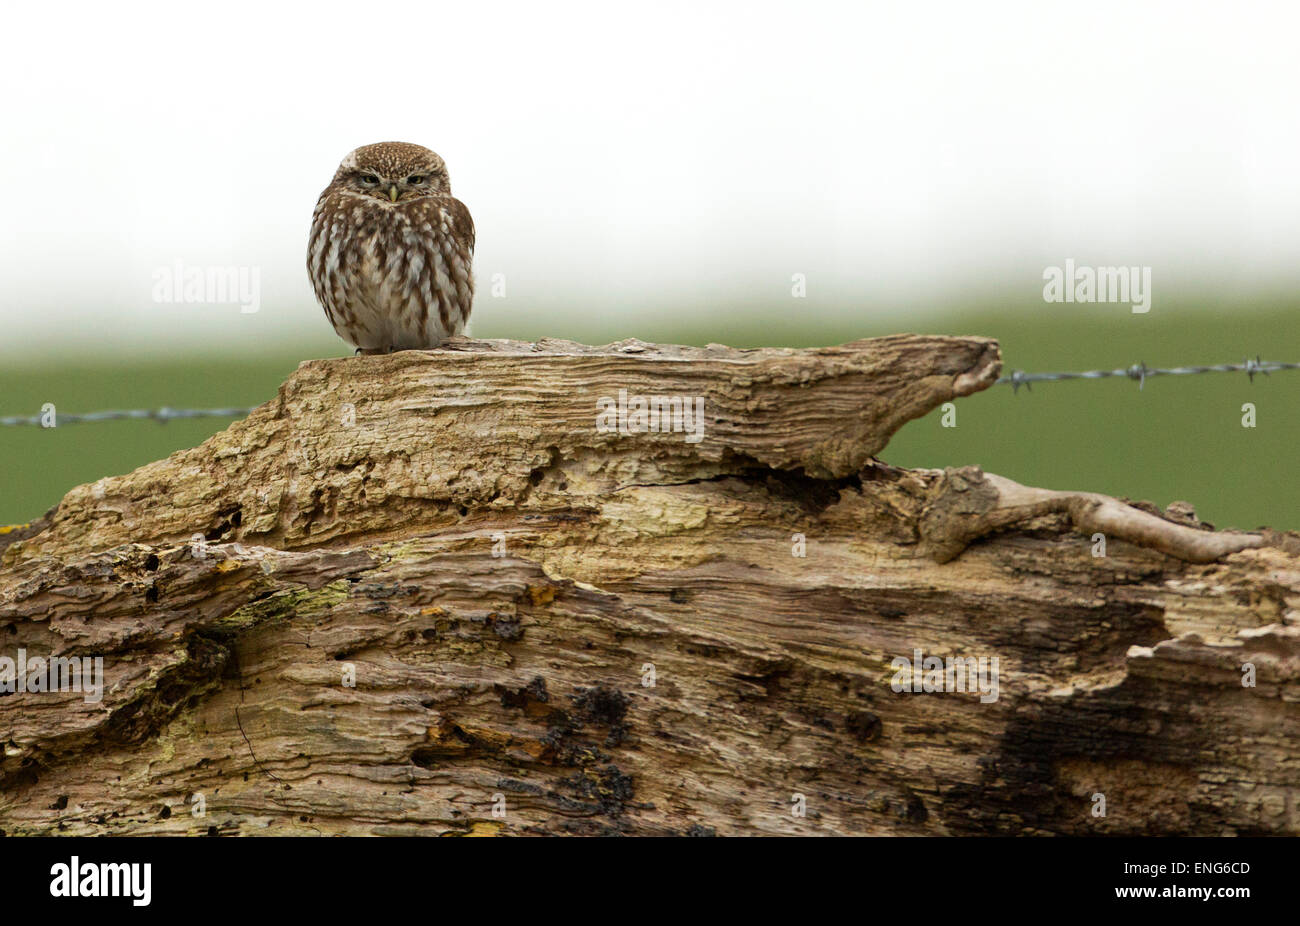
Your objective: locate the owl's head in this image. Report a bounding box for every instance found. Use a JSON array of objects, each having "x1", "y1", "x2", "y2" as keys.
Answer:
[{"x1": 331, "y1": 142, "x2": 451, "y2": 202}]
